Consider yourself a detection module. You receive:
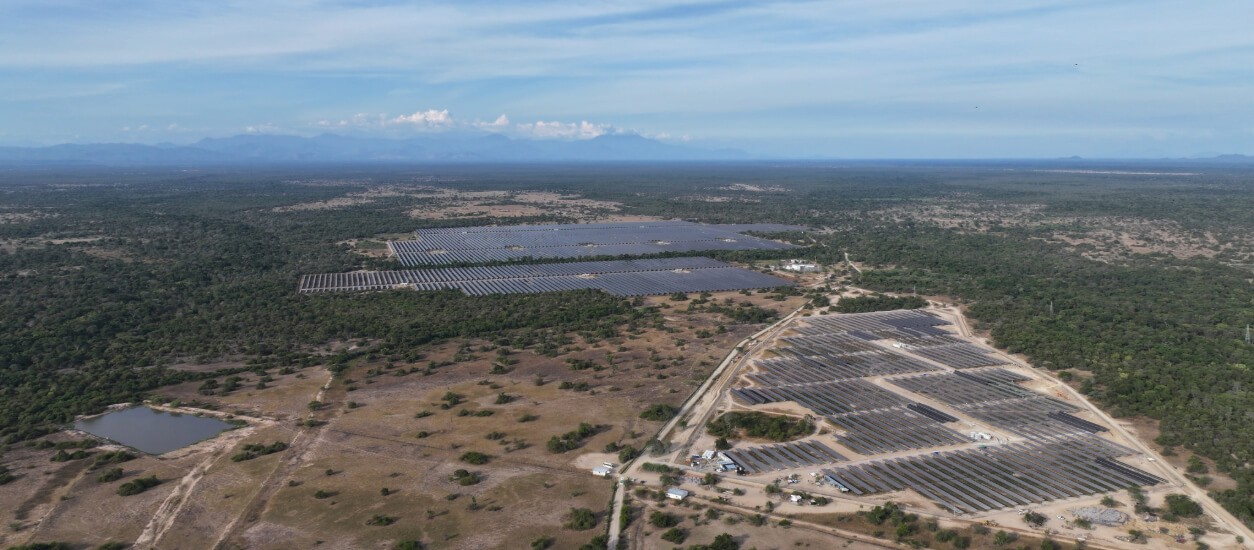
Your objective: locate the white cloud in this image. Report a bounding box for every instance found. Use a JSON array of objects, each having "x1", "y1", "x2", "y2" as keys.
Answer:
[
  {"x1": 473, "y1": 114, "x2": 510, "y2": 131},
  {"x1": 389, "y1": 109, "x2": 452, "y2": 127},
  {"x1": 515, "y1": 120, "x2": 612, "y2": 140}
]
